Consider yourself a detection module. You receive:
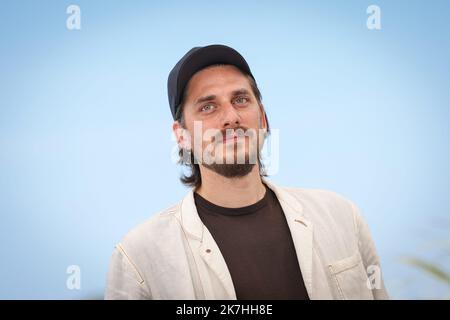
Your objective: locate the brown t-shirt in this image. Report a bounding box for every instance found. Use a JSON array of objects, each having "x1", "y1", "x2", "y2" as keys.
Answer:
[{"x1": 194, "y1": 185, "x2": 310, "y2": 300}]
